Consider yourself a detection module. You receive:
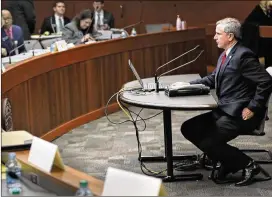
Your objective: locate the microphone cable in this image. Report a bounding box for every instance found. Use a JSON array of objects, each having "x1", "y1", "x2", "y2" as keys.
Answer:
[{"x1": 105, "y1": 89, "x2": 208, "y2": 177}]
